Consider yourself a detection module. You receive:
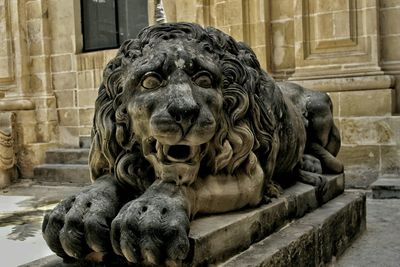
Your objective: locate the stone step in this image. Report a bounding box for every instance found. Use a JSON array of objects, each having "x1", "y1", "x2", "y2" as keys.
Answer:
[
  {"x1": 371, "y1": 177, "x2": 400, "y2": 199},
  {"x1": 33, "y1": 164, "x2": 91, "y2": 185},
  {"x1": 186, "y1": 173, "x2": 344, "y2": 266},
  {"x1": 220, "y1": 192, "x2": 366, "y2": 267},
  {"x1": 79, "y1": 136, "x2": 92, "y2": 149},
  {"x1": 45, "y1": 148, "x2": 89, "y2": 164}
]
